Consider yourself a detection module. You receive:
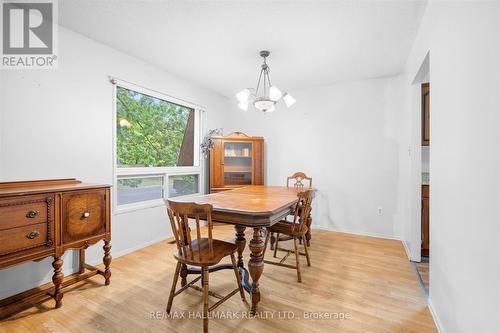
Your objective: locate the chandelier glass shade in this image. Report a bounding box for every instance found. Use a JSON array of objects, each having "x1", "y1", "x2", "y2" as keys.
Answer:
[{"x1": 236, "y1": 50, "x2": 296, "y2": 113}]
